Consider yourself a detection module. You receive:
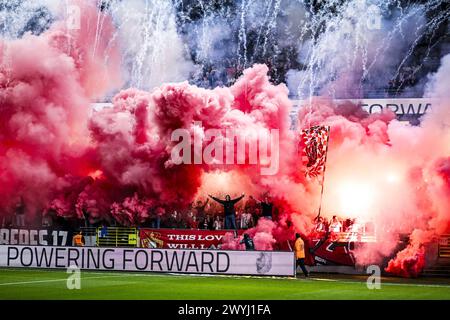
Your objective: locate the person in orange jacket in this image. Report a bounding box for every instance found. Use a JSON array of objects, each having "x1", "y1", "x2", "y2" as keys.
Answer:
[
  {"x1": 294, "y1": 233, "x2": 309, "y2": 277},
  {"x1": 73, "y1": 231, "x2": 85, "y2": 247}
]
